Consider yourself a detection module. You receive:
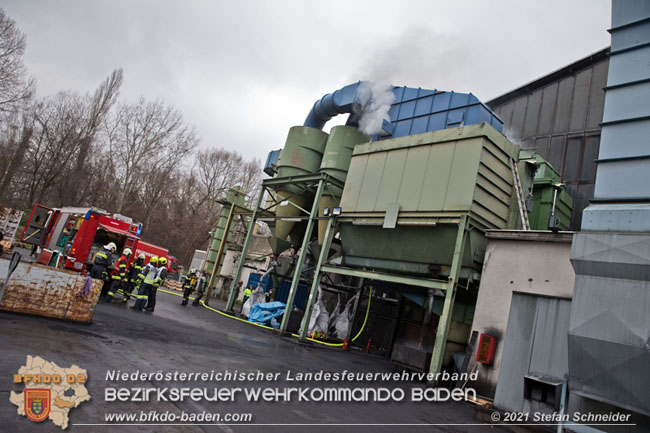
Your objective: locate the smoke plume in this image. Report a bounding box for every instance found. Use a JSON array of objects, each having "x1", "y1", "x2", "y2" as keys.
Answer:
[{"x1": 355, "y1": 81, "x2": 395, "y2": 135}]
